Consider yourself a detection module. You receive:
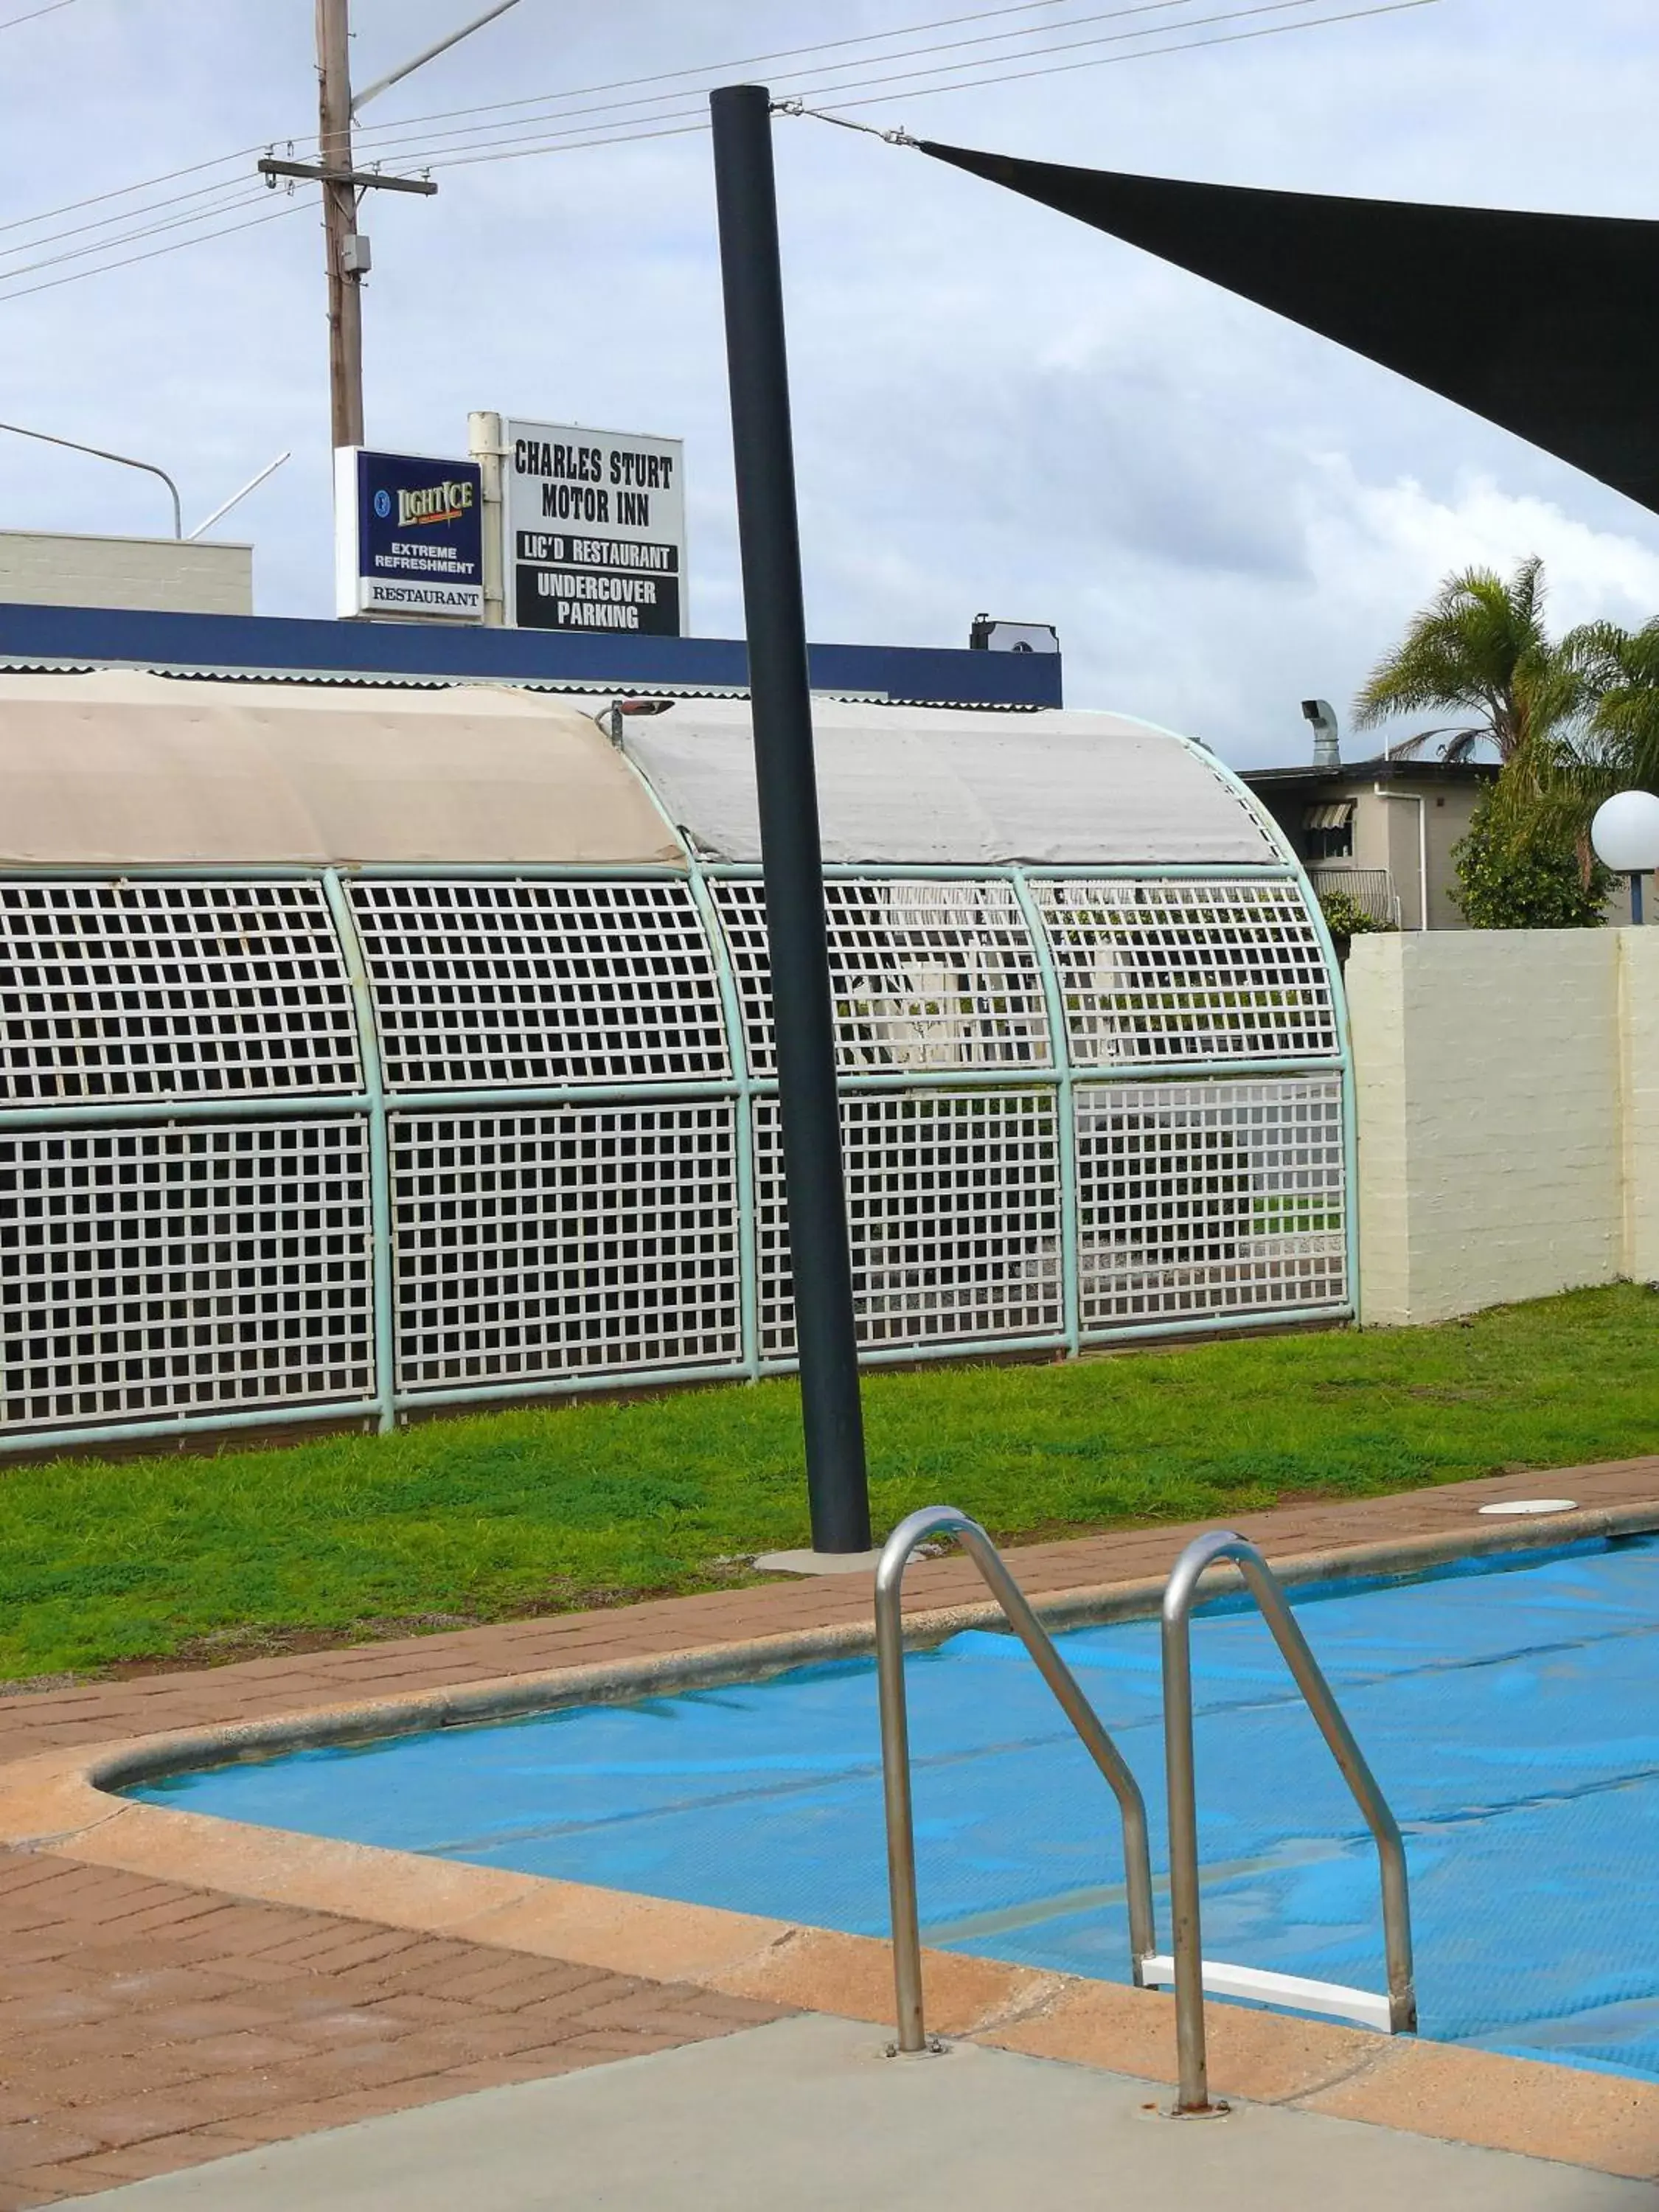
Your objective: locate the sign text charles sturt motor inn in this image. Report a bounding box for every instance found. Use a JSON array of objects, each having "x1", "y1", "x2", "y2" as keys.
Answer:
[{"x1": 503, "y1": 420, "x2": 685, "y2": 636}]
